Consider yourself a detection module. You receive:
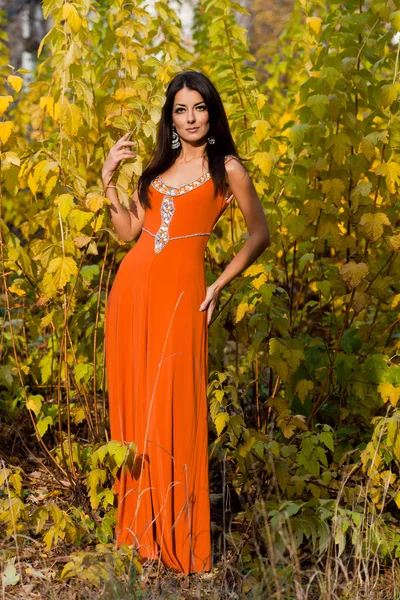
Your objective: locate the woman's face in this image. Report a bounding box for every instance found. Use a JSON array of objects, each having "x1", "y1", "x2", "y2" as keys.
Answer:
[{"x1": 171, "y1": 87, "x2": 210, "y2": 146}]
